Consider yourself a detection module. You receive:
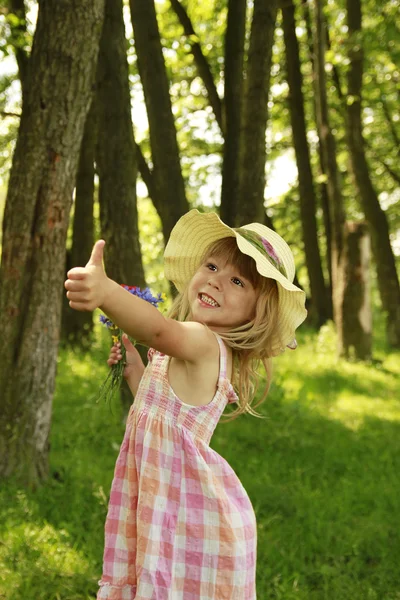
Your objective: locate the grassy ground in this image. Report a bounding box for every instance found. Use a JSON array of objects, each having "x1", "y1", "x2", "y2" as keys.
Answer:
[{"x1": 1, "y1": 322, "x2": 399, "y2": 600}]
